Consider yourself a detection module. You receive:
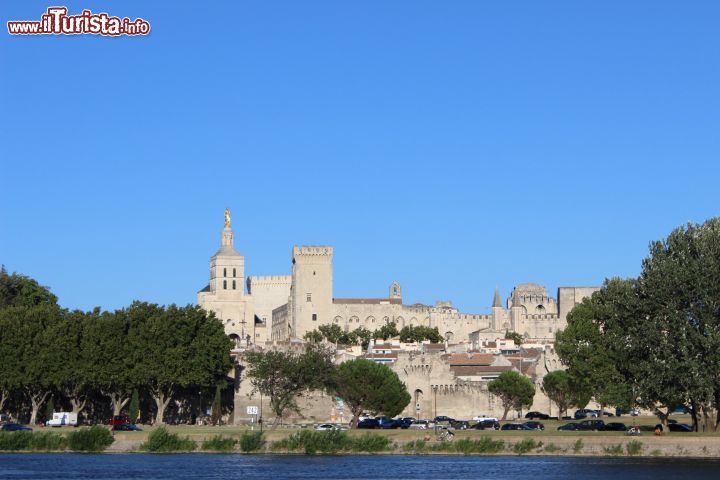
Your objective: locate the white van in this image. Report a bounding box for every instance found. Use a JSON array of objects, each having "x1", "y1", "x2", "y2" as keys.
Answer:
[{"x1": 47, "y1": 412, "x2": 78, "y2": 427}]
